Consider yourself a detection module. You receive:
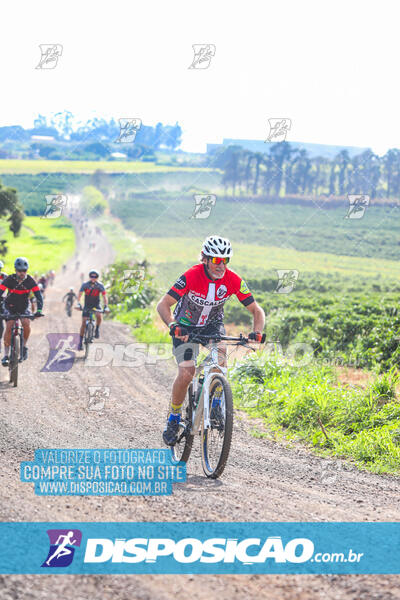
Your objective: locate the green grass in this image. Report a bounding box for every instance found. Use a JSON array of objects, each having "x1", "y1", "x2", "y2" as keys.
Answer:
[
  {"x1": 0, "y1": 159, "x2": 216, "y2": 174},
  {"x1": 95, "y1": 215, "x2": 146, "y2": 263},
  {"x1": 0, "y1": 216, "x2": 75, "y2": 274},
  {"x1": 230, "y1": 353, "x2": 400, "y2": 475}
]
